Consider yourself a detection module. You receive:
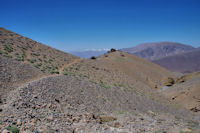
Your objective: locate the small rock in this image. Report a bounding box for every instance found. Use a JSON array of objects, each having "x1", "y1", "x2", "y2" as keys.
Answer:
[
  {"x1": 0, "y1": 99, "x2": 3, "y2": 104},
  {"x1": 17, "y1": 119, "x2": 22, "y2": 126},
  {"x1": 55, "y1": 98, "x2": 60, "y2": 103},
  {"x1": 47, "y1": 103, "x2": 52, "y2": 108},
  {"x1": 114, "y1": 122, "x2": 121, "y2": 128},
  {"x1": 30, "y1": 119, "x2": 36, "y2": 125},
  {"x1": 34, "y1": 129, "x2": 42, "y2": 133},
  {"x1": 163, "y1": 77, "x2": 175, "y2": 86},
  {"x1": 47, "y1": 115, "x2": 54, "y2": 121},
  {"x1": 147, "y1": 110, "x2": 156, "y2": 117},
  {"x1": 33, "y1": 94, "x2": 38, "y2": 99}
]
